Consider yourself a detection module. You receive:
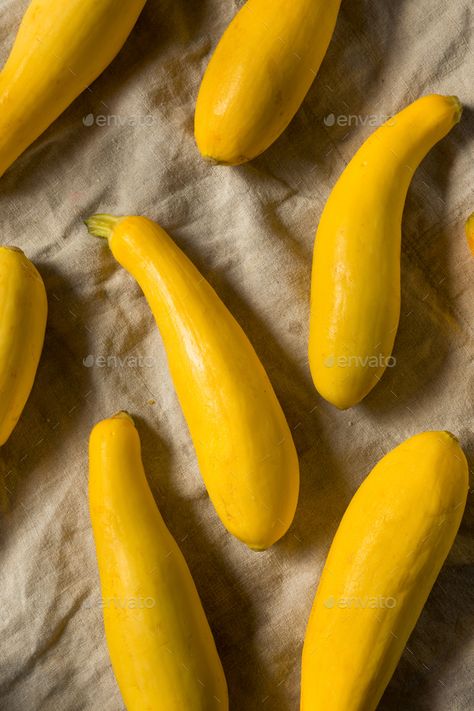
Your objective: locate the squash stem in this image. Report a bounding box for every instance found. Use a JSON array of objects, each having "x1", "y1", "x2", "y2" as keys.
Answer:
[
  {"x1": 112, "y1": 410, "x2": 135, "y2": 424},
  {"x1": 449, "y1": 95, "x2": 462, "y2": 124},
  {"x1": 84, "y1": 213, "x2": 122, "y2": 240},
  {"x1": 2, "y1": 245, "x2": 24, "y2": 253}
]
